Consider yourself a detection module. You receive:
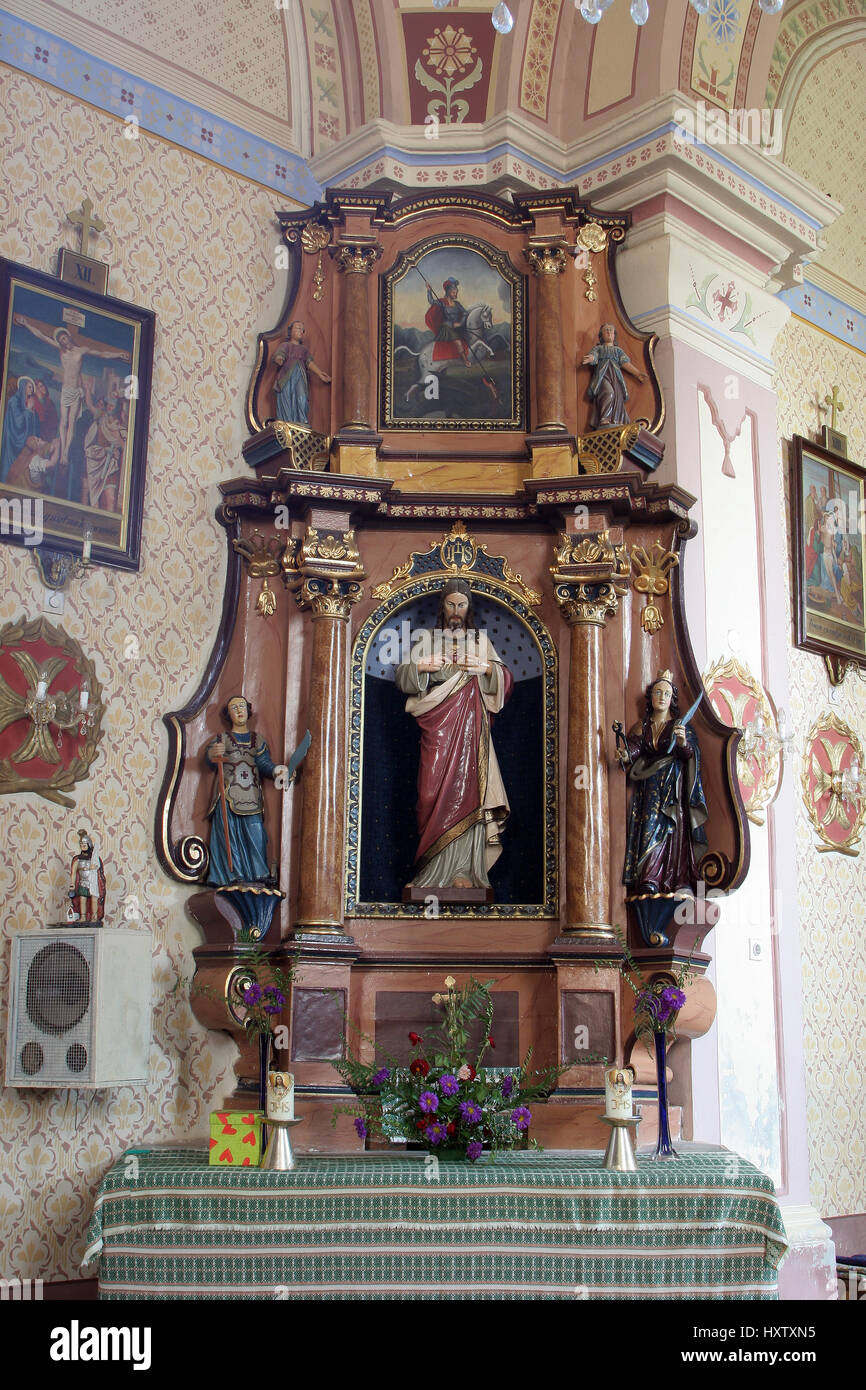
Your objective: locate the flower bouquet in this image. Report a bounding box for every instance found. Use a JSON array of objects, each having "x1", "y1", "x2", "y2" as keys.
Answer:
[
  {"x1": 334, "y1": 976, "x2": 562, "y2": 1161},
  {"x1": 232, "y1": 943, "x2": 295, "y2": 1111}
]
